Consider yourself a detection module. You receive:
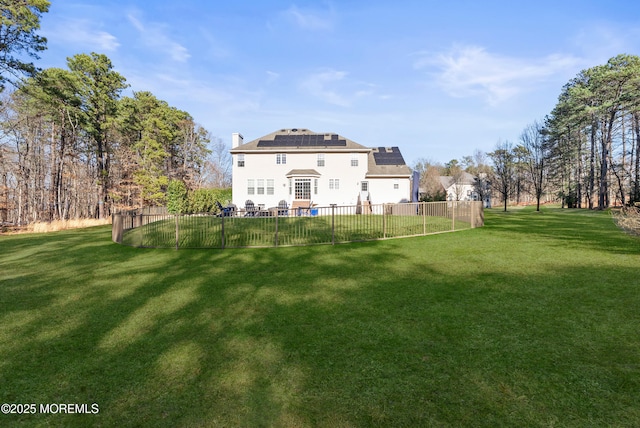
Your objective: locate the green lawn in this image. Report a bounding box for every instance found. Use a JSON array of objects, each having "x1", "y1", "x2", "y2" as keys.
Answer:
[{"x1": 1, "y1": 206, "x2": 639, "y2": 427}]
